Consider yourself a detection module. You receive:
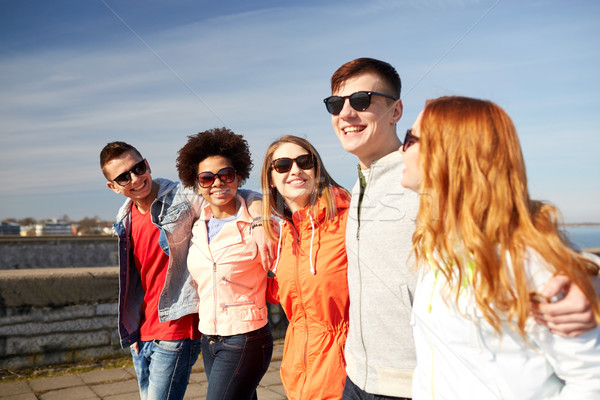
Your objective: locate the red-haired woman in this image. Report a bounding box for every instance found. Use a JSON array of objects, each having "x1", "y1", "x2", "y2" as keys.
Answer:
[{"x1": 401, "y1": 96, "x2": 600, "y2": 399}]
